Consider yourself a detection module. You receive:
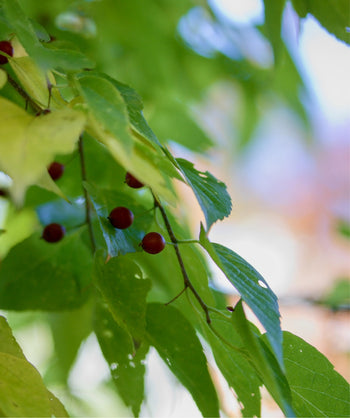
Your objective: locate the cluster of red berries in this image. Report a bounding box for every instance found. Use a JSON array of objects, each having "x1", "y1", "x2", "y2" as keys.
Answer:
[
  {"x1": 108, "y1": 173, "x2": 166, "y2": 254},
  {"x1": 1, "y1": 40, "x2": 165, "y2": 254},
  {"x1": 42, "y1": 170, "x2": 166, "y2": 254}
]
